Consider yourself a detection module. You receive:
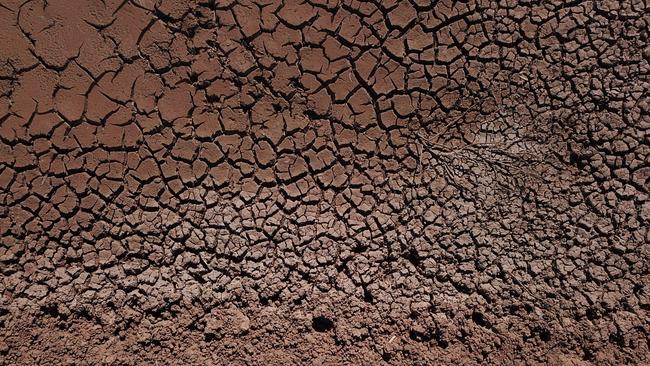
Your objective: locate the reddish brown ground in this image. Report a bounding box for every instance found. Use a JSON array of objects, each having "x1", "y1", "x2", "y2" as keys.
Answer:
[{"x1": 0, "y1": 0, "x2": 648, "y2": 365}]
